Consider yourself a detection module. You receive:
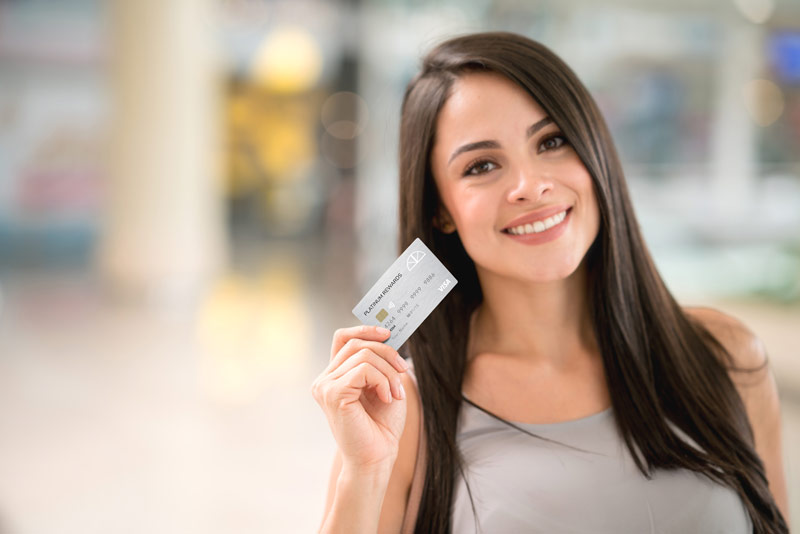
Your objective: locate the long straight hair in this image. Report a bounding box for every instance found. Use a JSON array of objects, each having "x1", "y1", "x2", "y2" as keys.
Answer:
[{"x1": 397, "y1": 32, "x2": 787, "y2": 534}]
